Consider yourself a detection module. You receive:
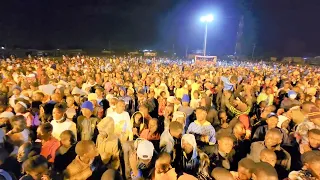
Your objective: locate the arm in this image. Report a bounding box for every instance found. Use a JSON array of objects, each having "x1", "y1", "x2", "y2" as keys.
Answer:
[{"x1": 71, "y1": 122, "x2": 78, "y2": 141}]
